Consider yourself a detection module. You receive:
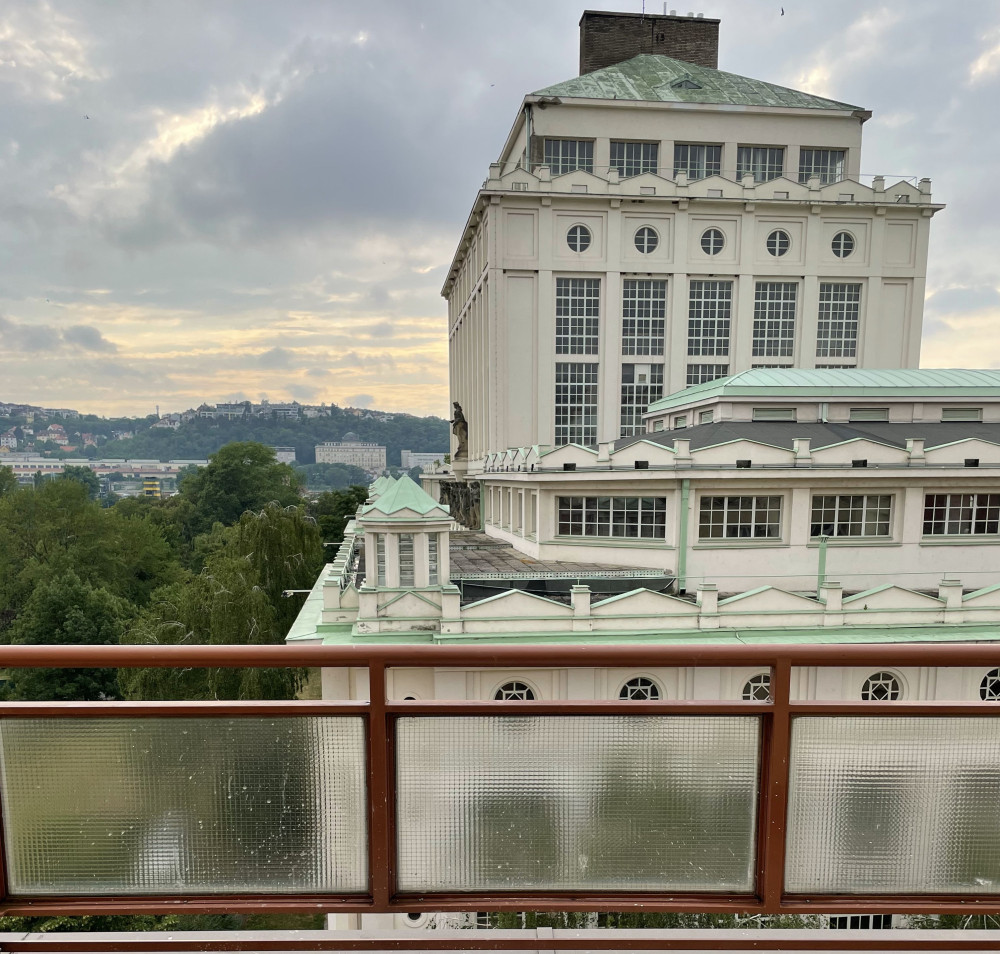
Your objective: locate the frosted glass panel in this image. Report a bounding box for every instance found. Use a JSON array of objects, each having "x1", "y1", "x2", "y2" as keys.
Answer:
[
  {"x1": 787, "y1": 717, "x2": 1000, "y2": 894},
  {"x1": 397, "y1": 715, "x2": 760, "y2": 892},
  {"x1": 0, "y1": 717, "x2": 368, "y2": 895}
]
